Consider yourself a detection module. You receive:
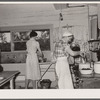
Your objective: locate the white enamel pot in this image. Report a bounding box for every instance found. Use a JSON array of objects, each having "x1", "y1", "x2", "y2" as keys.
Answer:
[
  {"x1": 79, "y1": 63, "x2": 91, "y2": 70},
  {"x1": 80, "y1": 68, "x2": 93, "y2": 75},
  {"x1": 94, "y1": 62, "x2": 100, "y2": 74}
]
